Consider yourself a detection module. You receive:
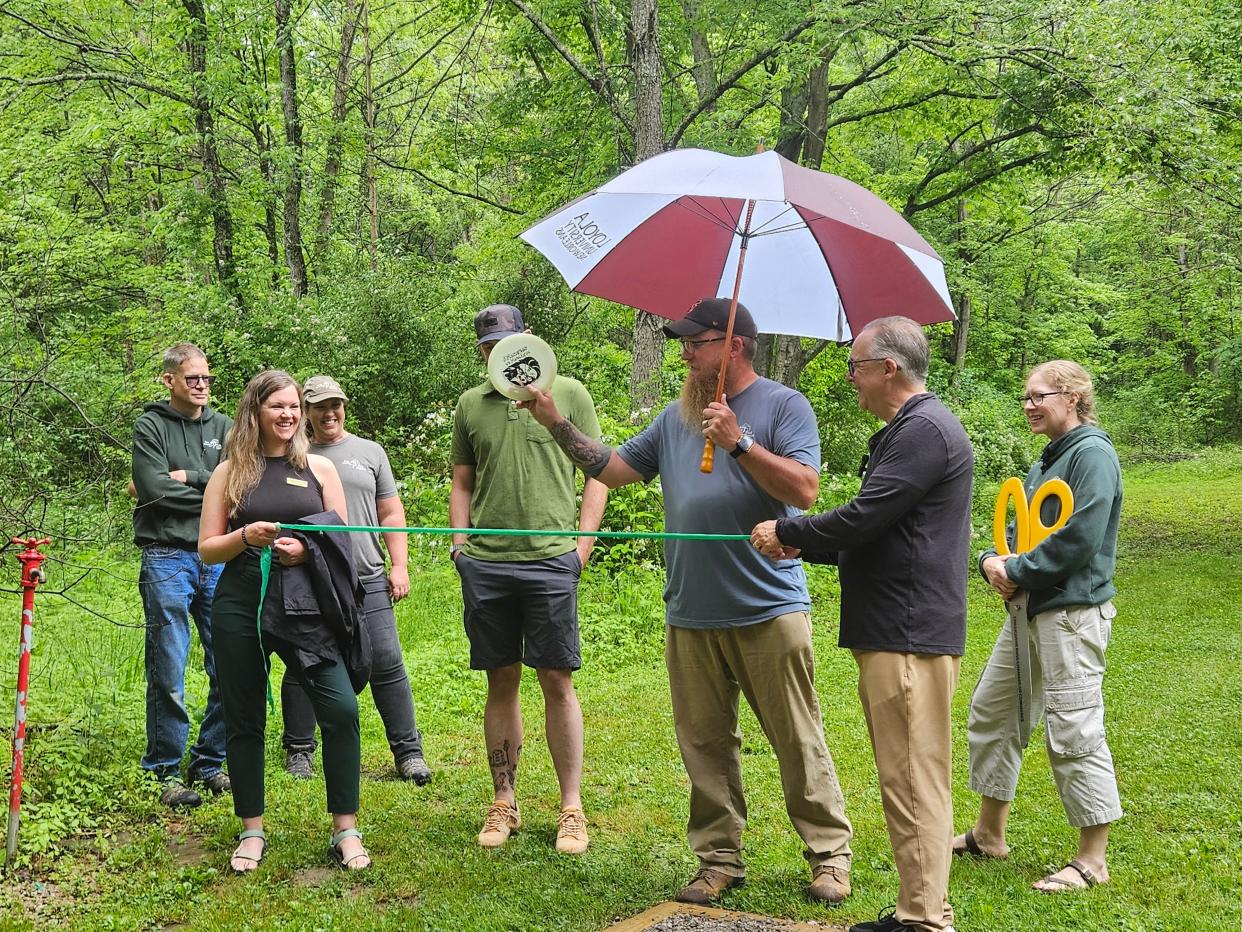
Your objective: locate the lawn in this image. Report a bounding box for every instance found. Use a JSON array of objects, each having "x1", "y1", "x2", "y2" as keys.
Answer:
[{"x1": 0, "y1": 447, "x2": 1238, "y2": 931}]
